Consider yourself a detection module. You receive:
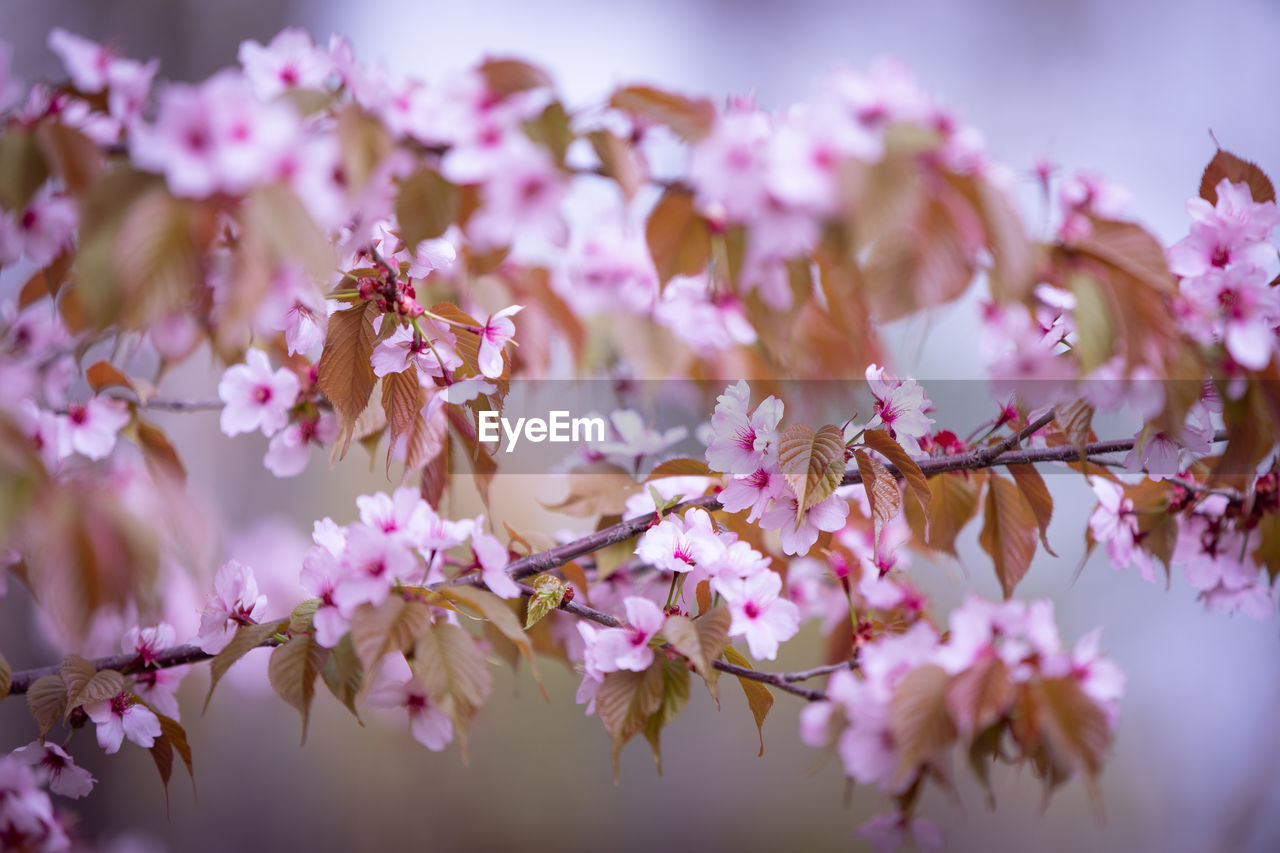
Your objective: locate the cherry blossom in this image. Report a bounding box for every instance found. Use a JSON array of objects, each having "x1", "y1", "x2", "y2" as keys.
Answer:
[
  {"x1": 0, "y1": 186, "x2": 78, "y2": 268},
  {"x1": 83, "y1": 693, "x2": 163, "y2": 754},
  {"x1": 758, "y1": 491, "x2": 850, "y2": 556},
  {"x1": 238, "y1": 29, "x2": 332, "y2": 99},
  {"x1": 218, "y1": 349, "x2": 300, "y2": 437},
  {"x1": 475, "y1": 305, "x2": 524, "y2": 379},
  {"x1": 715, "y1": 570, "x2": 800, "y2": 660},
  {"x1": 466, "y1": 140, "x2": 568, "y2": 249},
  {"x1": 856, "y1": 814, "x2": 943, "y2": 853},
  {"x1": 652, "y1": 276, "x2": 757, "y2": 354},
  {"x1": 62, "y1": 396, "x2": 130, "y2": 461},
  {"x1": 719, "y1": 465, "x2": 788, "y2": 523},
  {"x1": 332, "y1": 524, "x2": 420, "y2": 614},
  {"x1": 1087, "y1": 476, "x2": 1156, "y2": 582},
  {"x1": 706, "y1": 380, "x2": 784, "y2": 476},
  {"x1": 299, "y1": 543, "x2": 350, "y2": 647},
  {"x1": 366, "y1": 654, "x2": 455, "y2": 751},
  {"x1": 635, "y1": 507, "x2": 724, "y2": 574},
  {"x1": 468, "y1": 526, "x2": 521, "y2": 599},
  {"x1": 10, "y1": 743, "x2": 95, "y2": 799},
  {"x1": 688, "y1": 107, "x2": 772, "y2": 223},
  {"x1": 371, "y1": 322, "x2": 462, "y2": 379},
  {"x1": 588, "y1": 596, "x2": 665, "y2": 673},
  {"x1": 864, "y1": 364, "x2": 934, "y2": 455},
  {"x1": 264, "y1": 412, "x2": 339, "y2": 477},
  {"x1": 1177, "y1": 265, "x2": 1280, "y2": 369},
  {"x1": 195, "y1": 560, "x2": 268, "y2": 654},
  {"x1": 0, "y1": 756, "x2": 67, "y2": 851}
]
